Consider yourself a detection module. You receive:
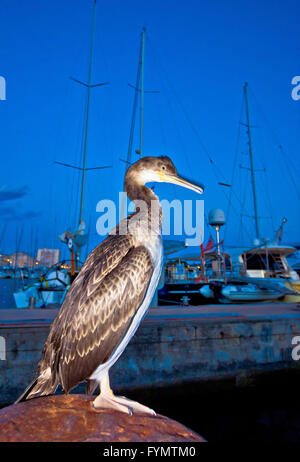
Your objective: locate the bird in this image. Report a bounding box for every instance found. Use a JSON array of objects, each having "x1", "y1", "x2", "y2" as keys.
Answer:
[{"x1": 16, "y1": 156, "x2": 204, "y2": 415}]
